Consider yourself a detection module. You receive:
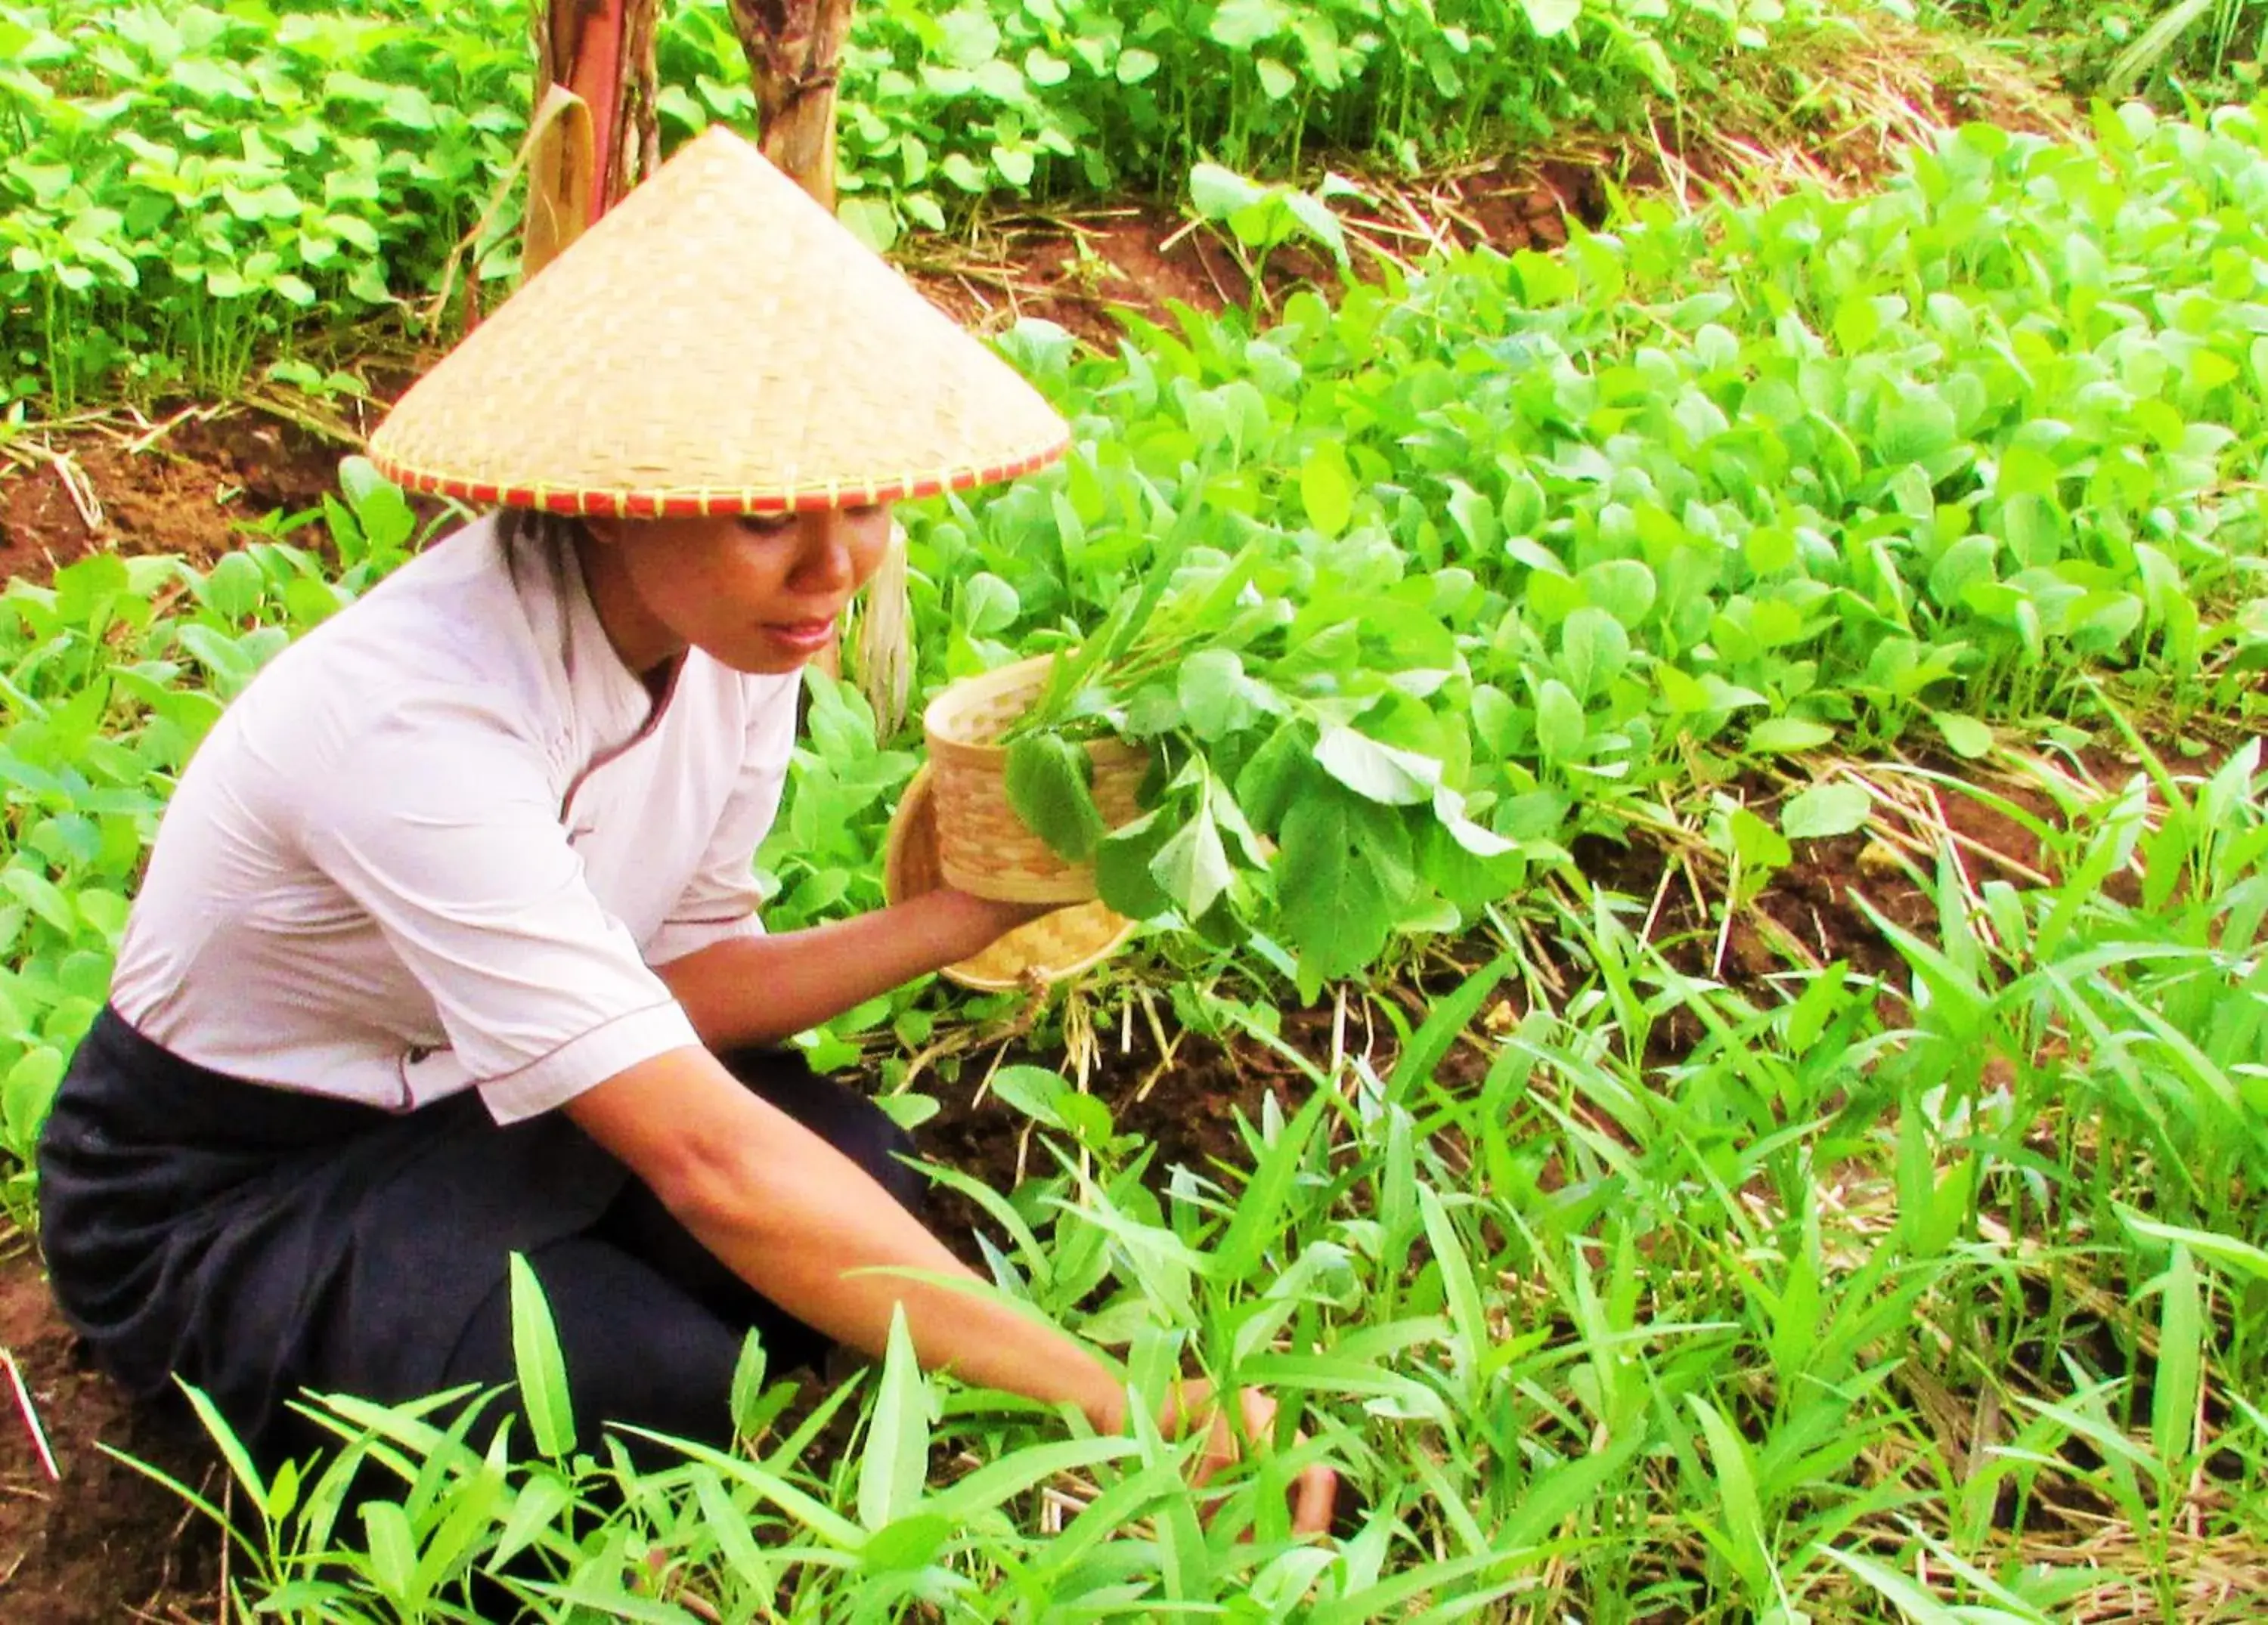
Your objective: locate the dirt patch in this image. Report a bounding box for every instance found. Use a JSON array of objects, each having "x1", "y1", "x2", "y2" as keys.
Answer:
[
  {"x1": 919, "y1": 1015, "x2": 1303, "y2": 1243},
  {"x1": 0, "y1": 407, "x2": 370, "y2": 586},
  {"x1": 909, "y1": 155, "x2": 1616, "y2": 352},
  {"x1": 0, "y1": 1241, "x2": 221, "y2": 1625}
]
